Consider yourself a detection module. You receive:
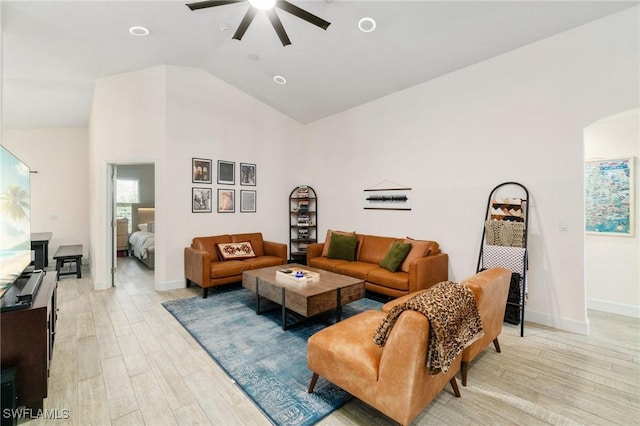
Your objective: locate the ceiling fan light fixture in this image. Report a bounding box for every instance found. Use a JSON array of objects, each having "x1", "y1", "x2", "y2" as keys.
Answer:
[
  {"x1": 358, "y1": 17, "x2": 376, "y2": 33},
  {"x1": 248, "y1": 0, "x2": 276, "y2": 10},
  {"x1": 129, "y1": 26, "x2": 150, "y2": 36}
]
